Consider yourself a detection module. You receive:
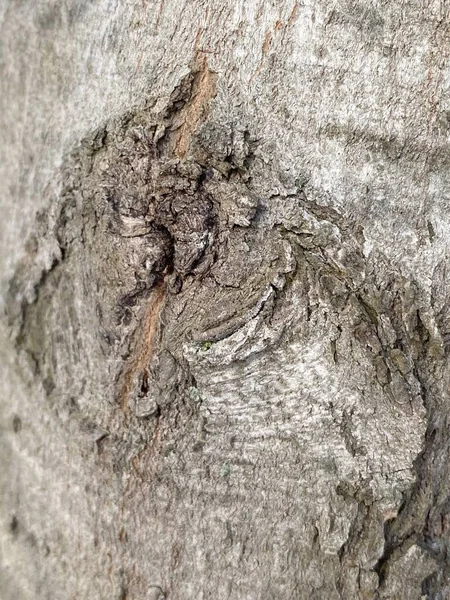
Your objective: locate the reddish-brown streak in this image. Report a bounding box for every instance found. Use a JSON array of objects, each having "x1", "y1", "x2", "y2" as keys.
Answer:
[{"x1": 118, "y1": 284, "x2": 166, "y2": 416}]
